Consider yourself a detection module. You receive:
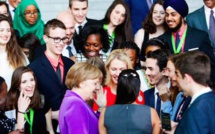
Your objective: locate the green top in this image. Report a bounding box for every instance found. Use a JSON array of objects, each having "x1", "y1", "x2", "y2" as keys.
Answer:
[{"x1": 13, "y1": 0, "x2": 44, "y2": 44}]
